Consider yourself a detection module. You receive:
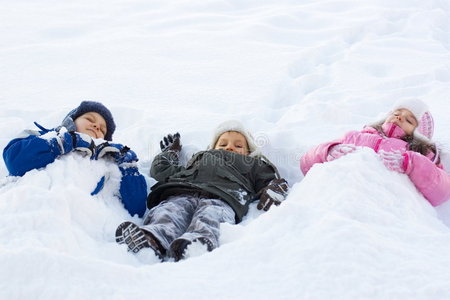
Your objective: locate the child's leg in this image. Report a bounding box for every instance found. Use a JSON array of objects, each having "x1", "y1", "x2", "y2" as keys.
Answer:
[
  {"x1": 171, "y1": 198, "x2": 235, "y2": 258},
  {"x1": 142, "y1": 195, "x2": 197, "y2": 251}
]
